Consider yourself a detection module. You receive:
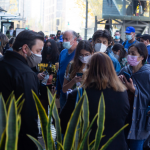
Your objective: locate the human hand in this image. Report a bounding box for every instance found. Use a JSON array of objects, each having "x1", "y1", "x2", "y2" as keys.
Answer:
[
  {"x1": 73, "y1": 76, "x2": 83, "y2": 83},
  {"x1": 123, "y1": 75, "x2": 135, "y2": 93},
  {"x1": 37, "y1": 72, "x2": 45, "y2": 80}
]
